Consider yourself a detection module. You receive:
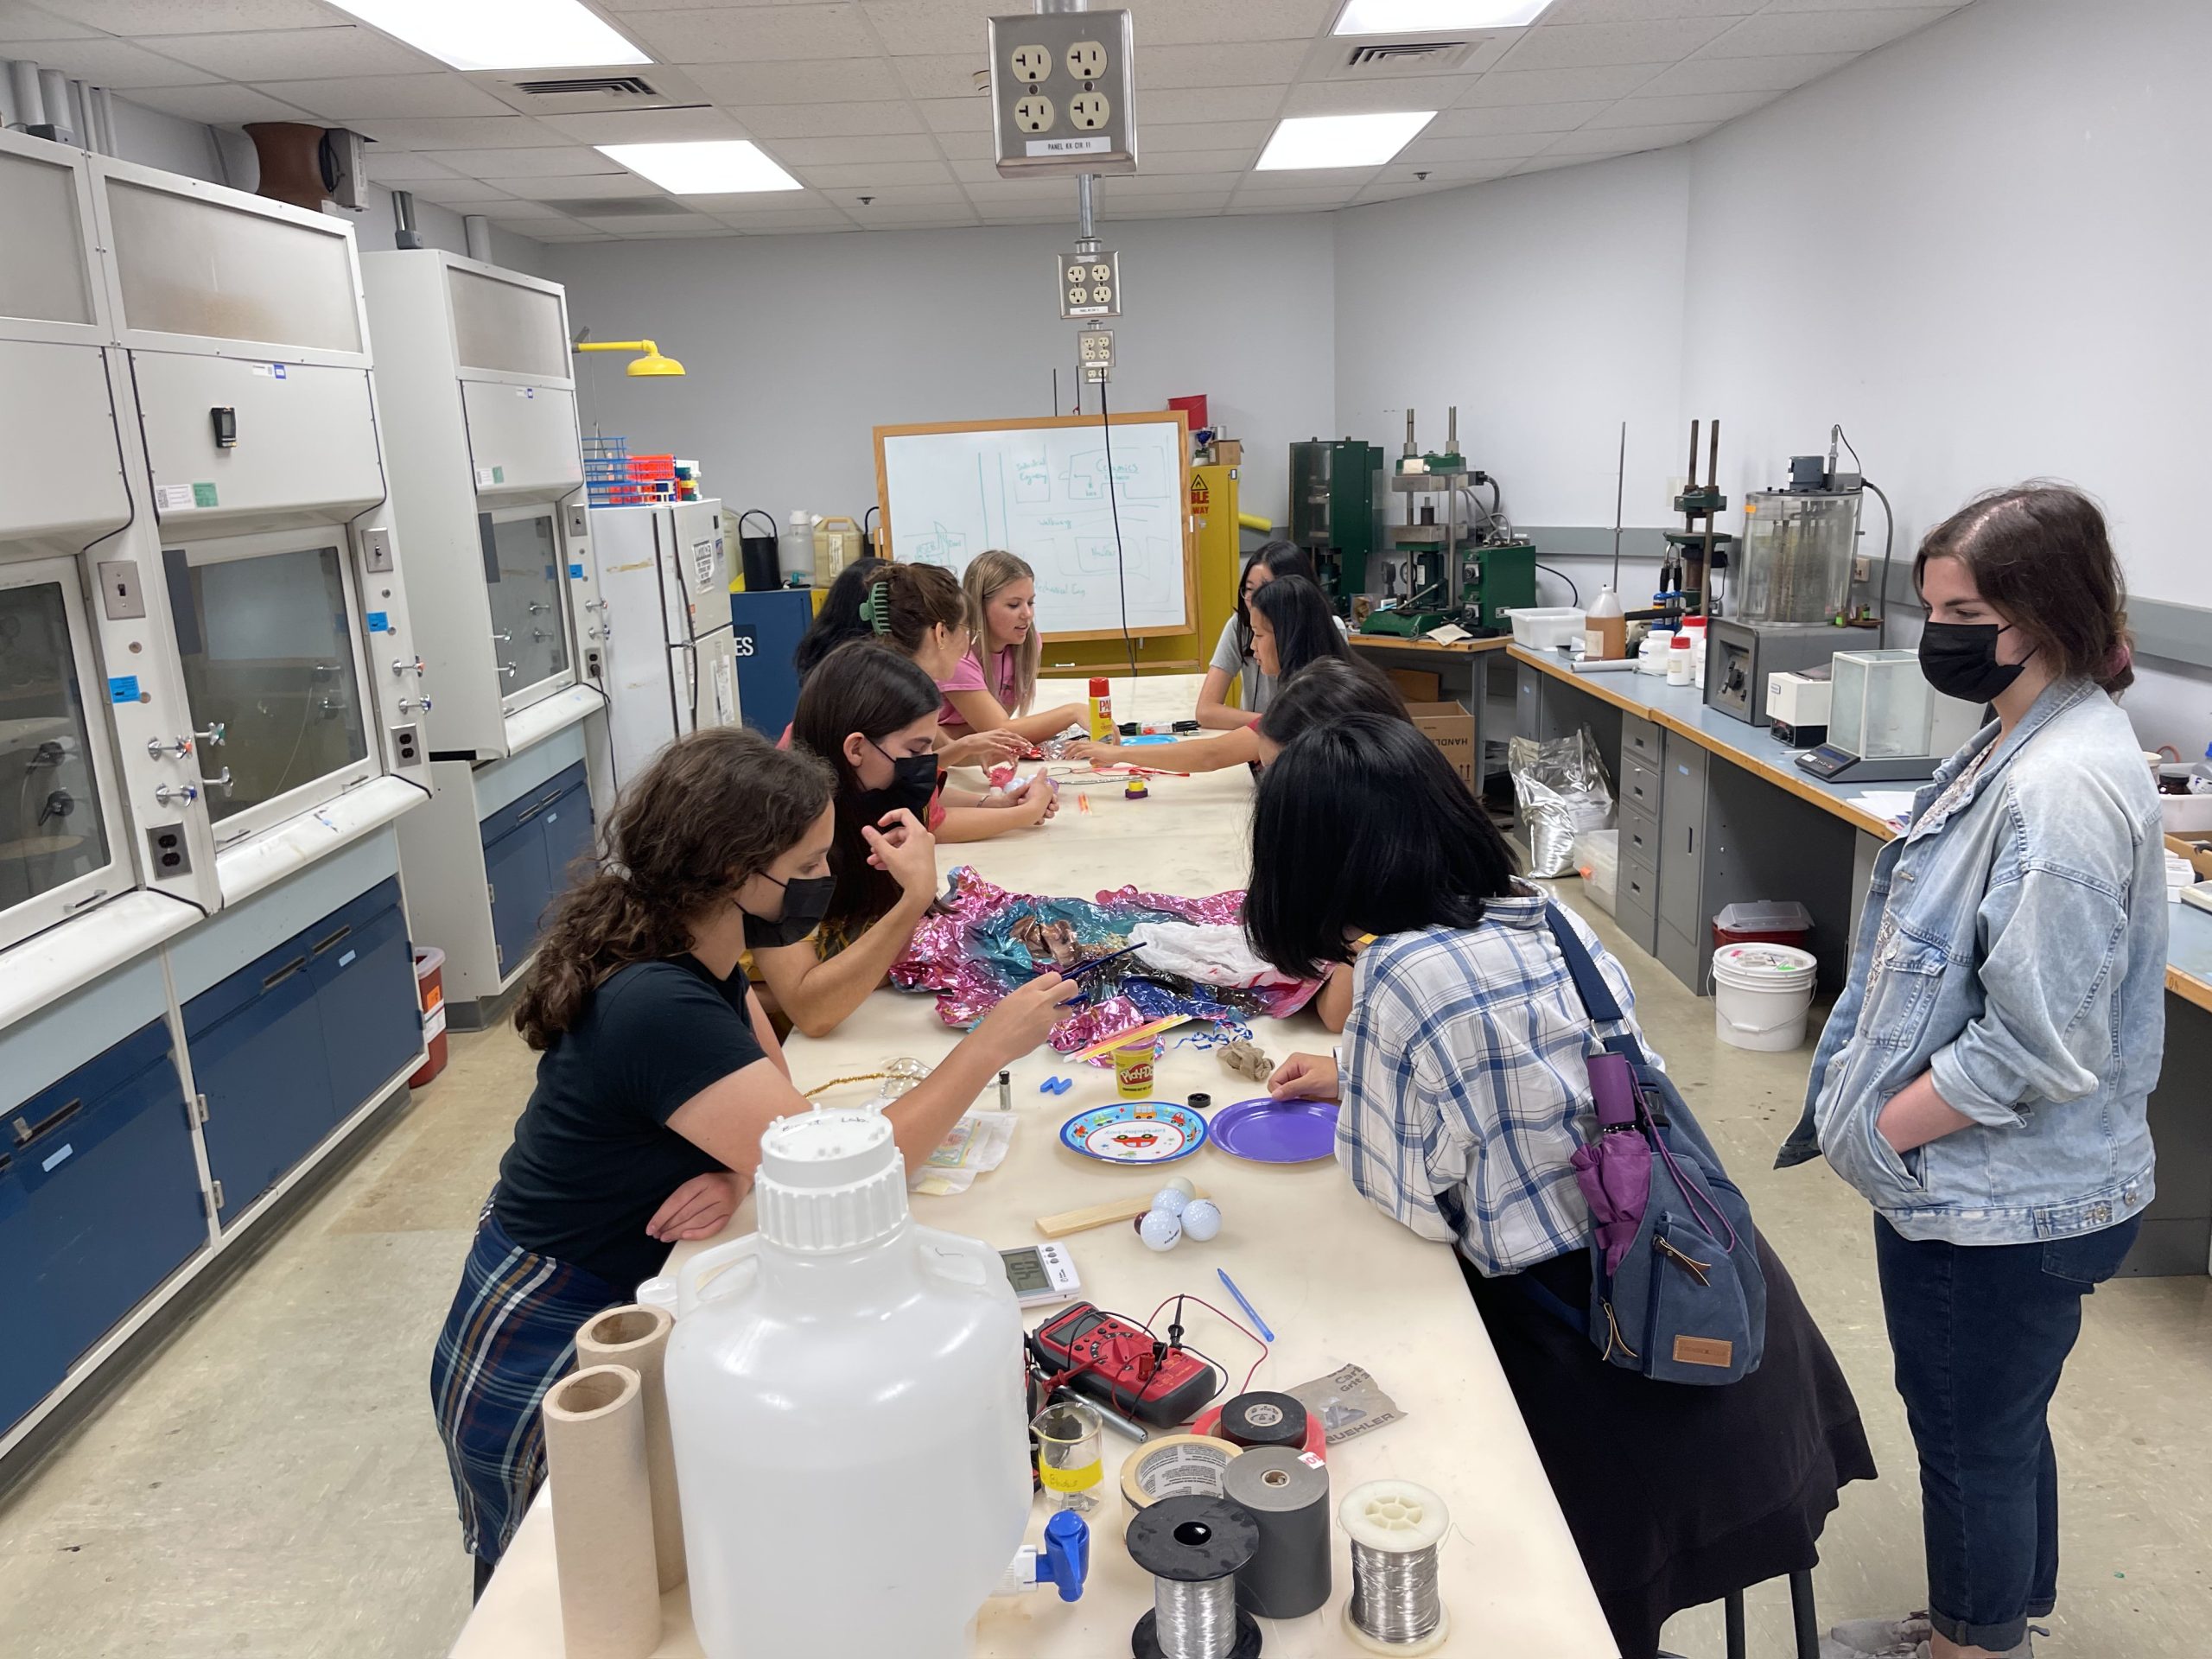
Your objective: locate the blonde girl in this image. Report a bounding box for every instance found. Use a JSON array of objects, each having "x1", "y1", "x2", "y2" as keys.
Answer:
[{"x1": 938, "y1": 550, "x2": 1087, "y2": 745}]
